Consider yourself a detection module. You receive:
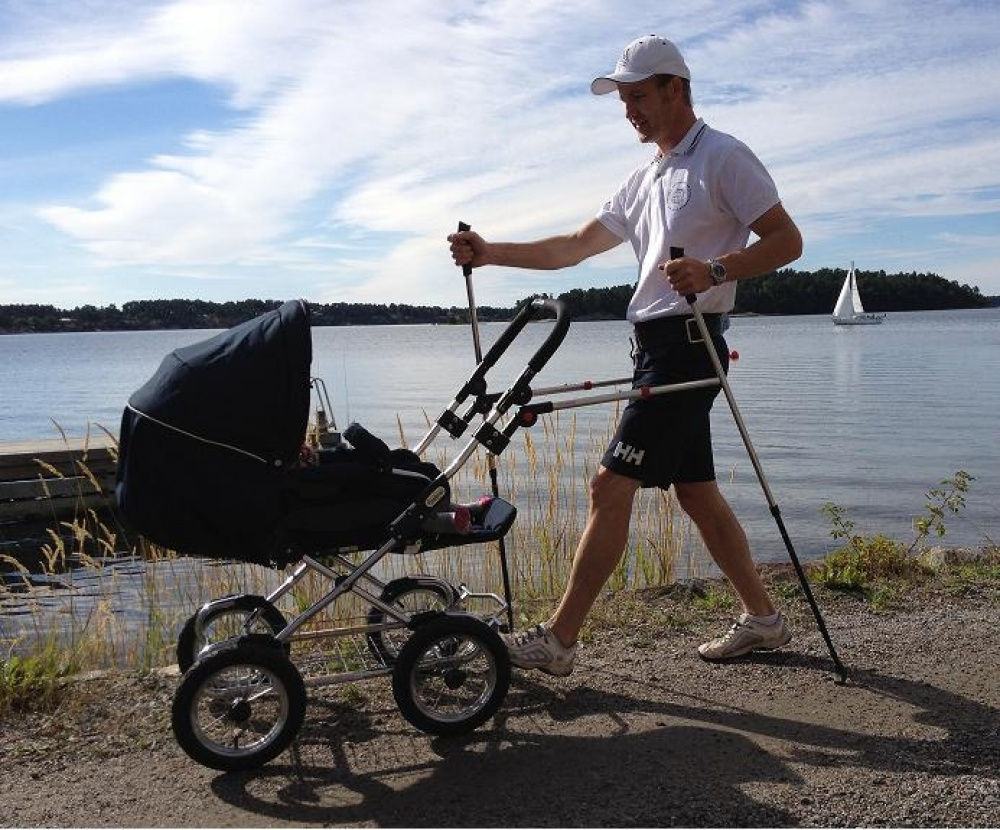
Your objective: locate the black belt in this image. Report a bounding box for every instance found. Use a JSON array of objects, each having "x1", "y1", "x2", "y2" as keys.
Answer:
[{"x1": 633, "y1": 314, "x2": 723, "y2": 349}]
